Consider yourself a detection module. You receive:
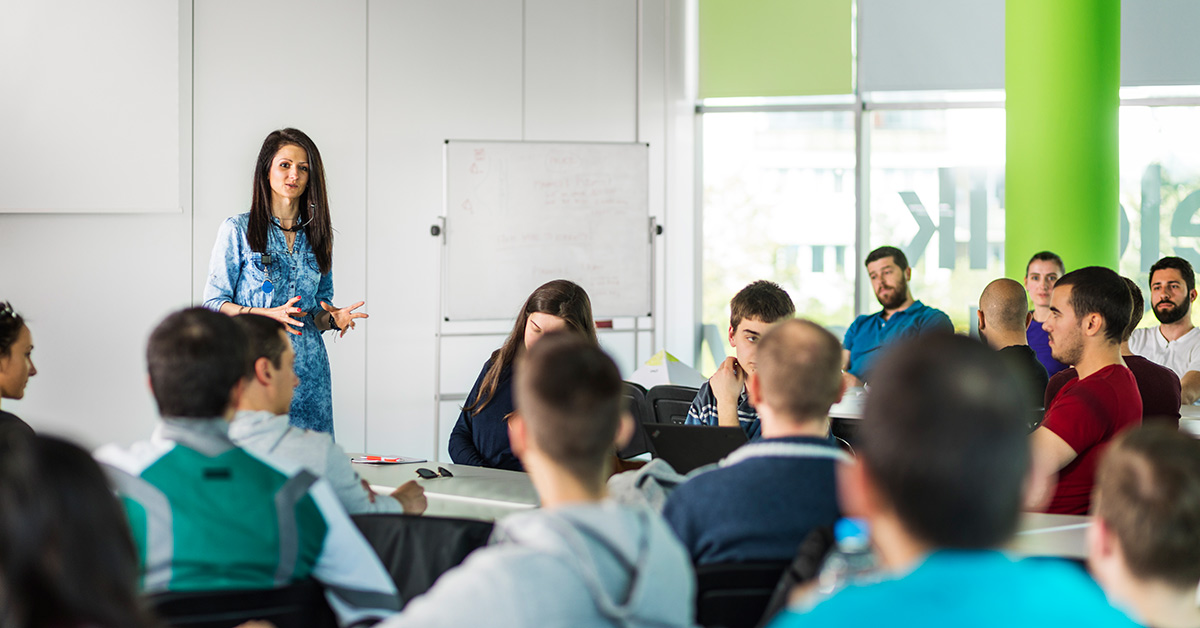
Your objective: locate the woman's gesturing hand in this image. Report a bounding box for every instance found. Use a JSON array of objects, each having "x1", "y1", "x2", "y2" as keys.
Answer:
[
  {"x1": 259, "y1": 295, "x2": 305, "y2": 335},
  {"x1": 321, "y1": 300, "x2": 368, "y2": 338}
]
